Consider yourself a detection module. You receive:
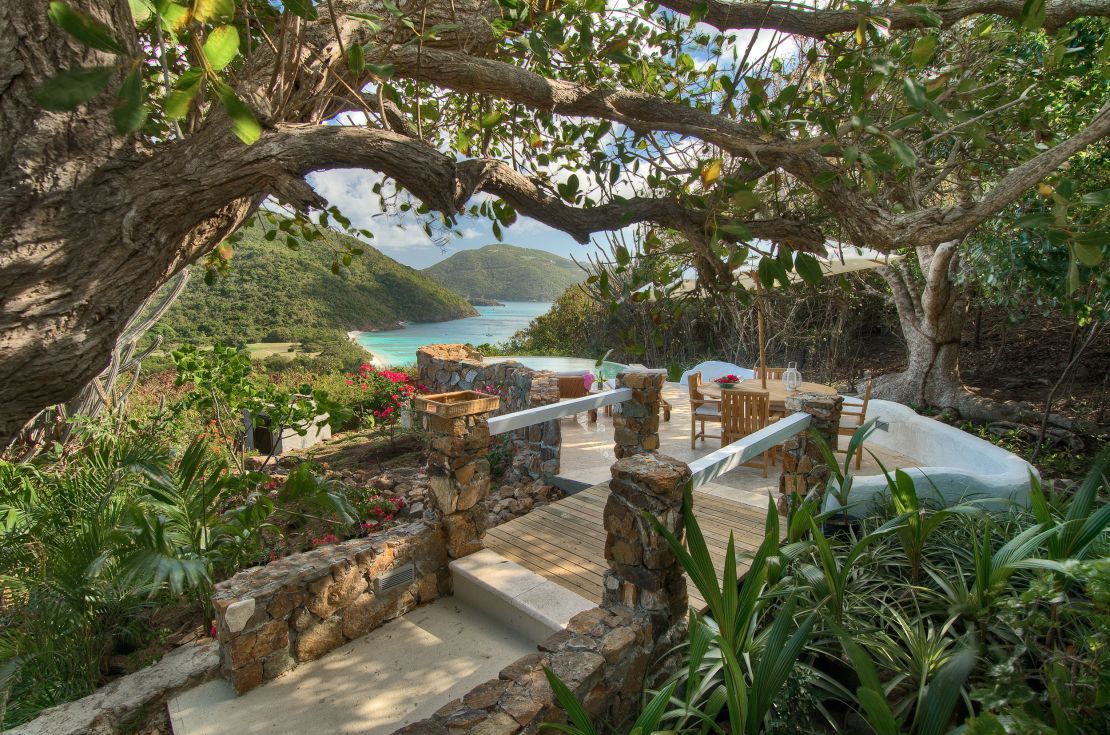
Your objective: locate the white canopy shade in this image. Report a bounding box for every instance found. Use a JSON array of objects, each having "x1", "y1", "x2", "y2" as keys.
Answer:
[{"x1": 634, "y1": 240, "x2": 901, "y2": 297}]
